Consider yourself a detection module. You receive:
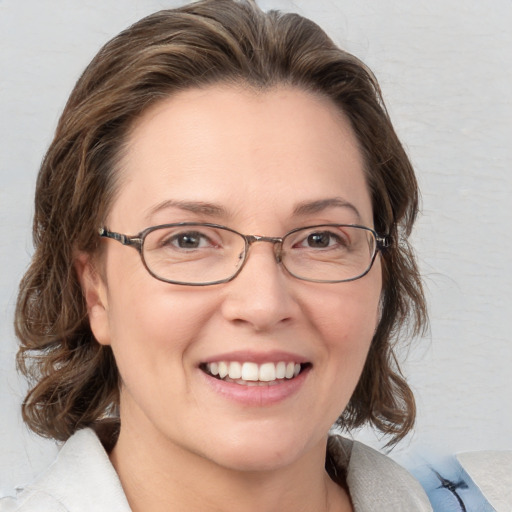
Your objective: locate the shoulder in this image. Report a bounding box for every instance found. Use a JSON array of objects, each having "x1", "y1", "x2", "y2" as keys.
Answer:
[
  {"x1": 328, "y1": 436, "x2": 432, "y2": 512},
  {"x1": 0, "y1": 429, "x2": 130, "y2": 512}
]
